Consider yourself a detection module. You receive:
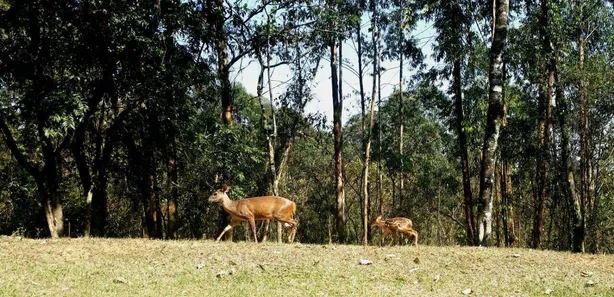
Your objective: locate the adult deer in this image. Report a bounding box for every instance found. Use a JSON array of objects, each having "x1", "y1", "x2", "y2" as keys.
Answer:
[
  {"x1": 208, "y1": 184, "x2": 297, "y2": 243},
  {"x1": 370, "y1": 215, "x2": 418, "y2": 246}
]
